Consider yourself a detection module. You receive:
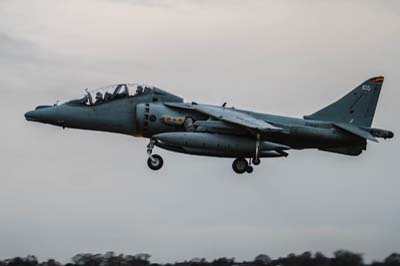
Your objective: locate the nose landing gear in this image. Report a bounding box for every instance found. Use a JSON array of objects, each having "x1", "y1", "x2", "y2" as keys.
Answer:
[
  {"x1": 147, "y1": 139, "x2": 164, "y2": 171},
  {"x1": 147, "y1": 154, "x2": 164, "y2": 170}
]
